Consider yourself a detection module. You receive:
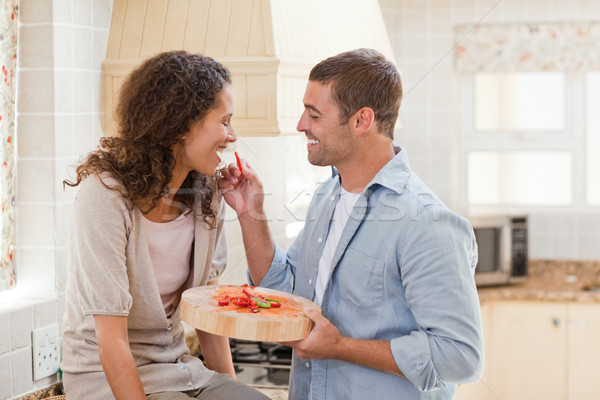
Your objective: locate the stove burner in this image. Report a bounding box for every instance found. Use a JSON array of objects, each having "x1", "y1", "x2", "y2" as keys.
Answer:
[{"x1": 229, "y1": 339, "x2": 292, "y2": 388}]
